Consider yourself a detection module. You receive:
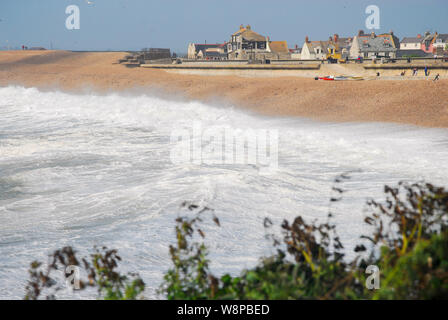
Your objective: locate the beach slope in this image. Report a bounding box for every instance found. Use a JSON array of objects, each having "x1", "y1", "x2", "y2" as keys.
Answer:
[{"x1": 0, "y1": 50, "x2": 447, "y2": 128}]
